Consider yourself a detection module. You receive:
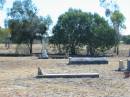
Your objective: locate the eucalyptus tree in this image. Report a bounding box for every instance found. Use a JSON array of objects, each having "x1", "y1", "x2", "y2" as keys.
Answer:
[
  {"x1": 110, "y1": 11, "x2": 125, "y2": 54},
  {"x1": 8, "y1": 0, "x2": 52, "y2": 54},
  {"x1": 99, "y1": 0, "x2": 125, "y2": 55},
  {"x1": 51, "y1": 8, "x2": 117, "y2": 56},
  {"x1": 51, "y1": 8, "x2": 91, "y2": 54},
  {"x1": 87, "y1": 13, "x2": 117, "y2": 56}
]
